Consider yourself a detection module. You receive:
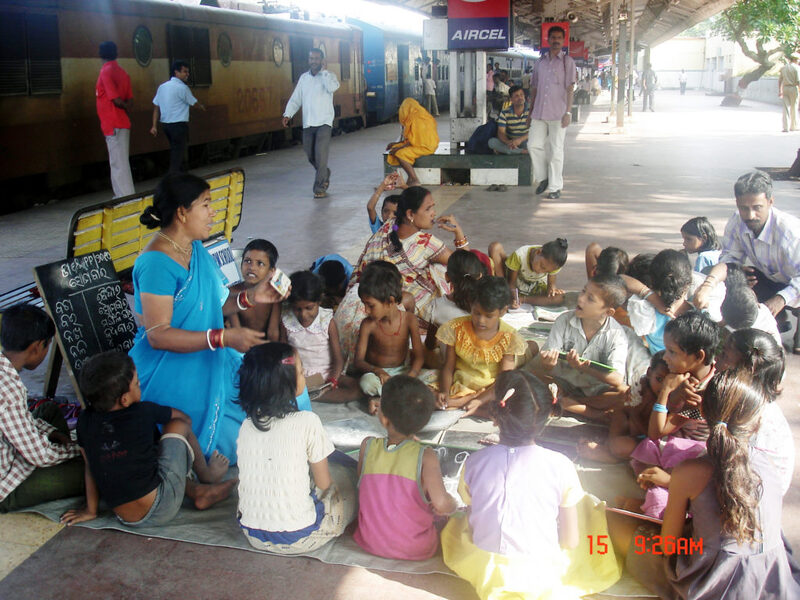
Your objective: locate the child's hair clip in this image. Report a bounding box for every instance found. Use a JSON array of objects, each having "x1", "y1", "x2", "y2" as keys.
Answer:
[
  {"x1": 499, "y1": 388, "x2": 515, "y2": 407},
  {"x1": 392, "y1": 224, "x2": 399, "y2": 232},
  {"x1": 281, "y1": 355, "x2": 295, "y2": 365},
  {"x1": 548, "y1": 383, "x2": 559, "y2": 404}
]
